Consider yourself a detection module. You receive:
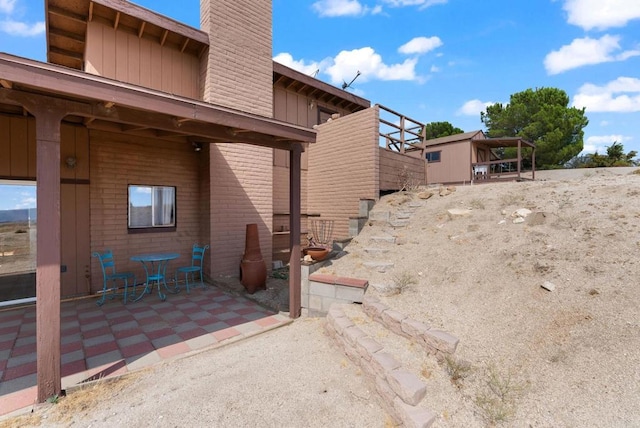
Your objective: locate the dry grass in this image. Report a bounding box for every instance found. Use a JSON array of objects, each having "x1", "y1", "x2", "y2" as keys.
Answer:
[{"x1": 0, "y1": 372, "x2": 143, "y2": 427}]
